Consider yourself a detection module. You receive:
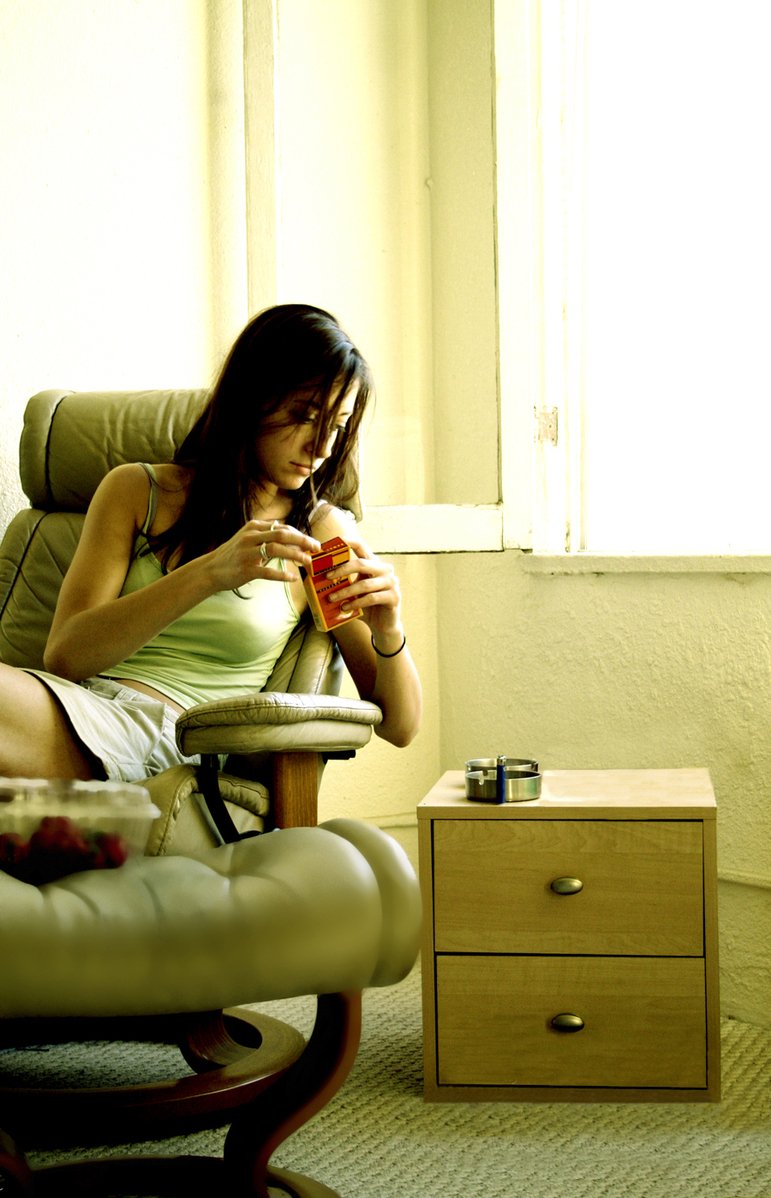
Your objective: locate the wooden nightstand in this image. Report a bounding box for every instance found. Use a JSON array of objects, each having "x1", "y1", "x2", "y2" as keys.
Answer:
[{"x1": 418, "y1": 769, "x2": 720, "y2": 1103}]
